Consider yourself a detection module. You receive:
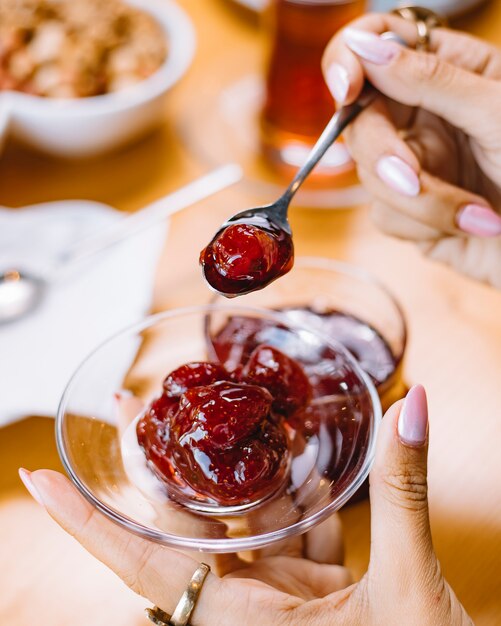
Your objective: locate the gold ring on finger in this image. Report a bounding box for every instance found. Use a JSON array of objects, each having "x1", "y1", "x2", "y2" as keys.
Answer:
[
  {"x1": 391, "y1": 5, "x2": 448, "y2": 51},
  {"x1": 146, "y1": 563, "x2": 211, "y2": 626}
]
